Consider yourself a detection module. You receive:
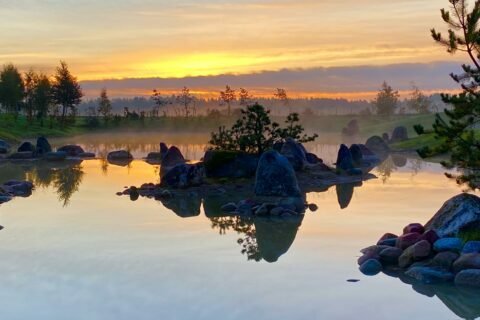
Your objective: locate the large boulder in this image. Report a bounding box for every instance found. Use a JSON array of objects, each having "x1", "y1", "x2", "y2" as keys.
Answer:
[
  {"x1": 365, "y1": 135, "x2": 390, "y2": 157},
  {"x1": 161, "y1": 146, "x2": 185, "y2": 168},
  {"x1": 391, "y1": 126, "x2": 408, "y2": 143},
  {"x1": 280, "y1": 138, "x2": 307, "y2": 171},
  {"x1": 204, "y1": 150, "x2": 258, "y2": 179},
  {"x1": 57, "y1": 145, "x2": 85, "y2": 157},
  {"x1": 160, "y1": 142, "x2": 168, "y2": 157},
  {"x1": 425, "y1": 193, "x2": 480, "y2": 237},
  {"x1": 18, "y1": 141, "x2": 35, "y2": 153},
  {"x1": 336, "y1": 144, "x2": 355, "y2": 172},
  {"x1": 36, "y1": 136, "x2": 52, "y2": 156},
  {"x1": 160, "y1": 163, "x2": 204, "y2": 189},
  {"x1": 349, "y1": 144, "x2": 363, "y2": 167},
  {"x1": 255, "y1": 150, "x2": 301, "y2": 197}
]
